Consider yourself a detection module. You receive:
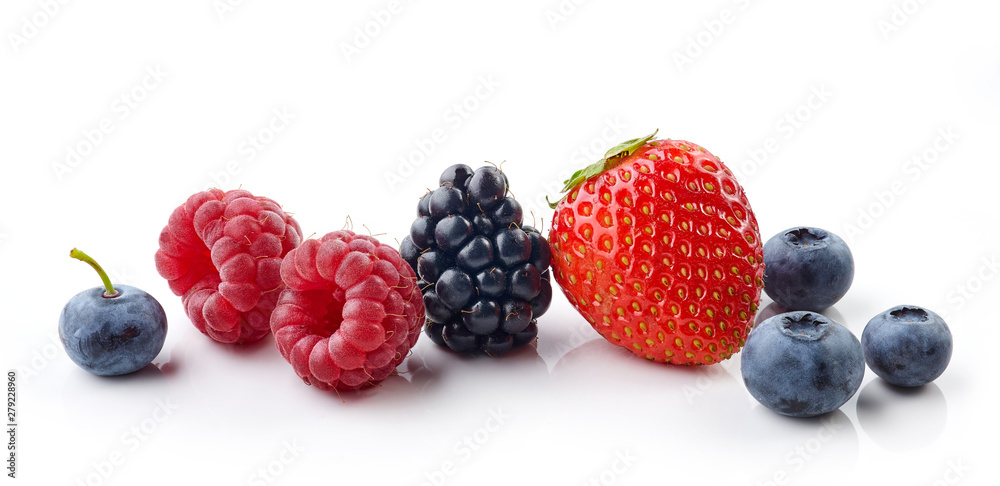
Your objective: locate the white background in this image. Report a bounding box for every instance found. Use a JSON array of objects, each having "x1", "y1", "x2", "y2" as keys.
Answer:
[{"x1": 2, "y1": 1, "x2": 998, "y2": 485}]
